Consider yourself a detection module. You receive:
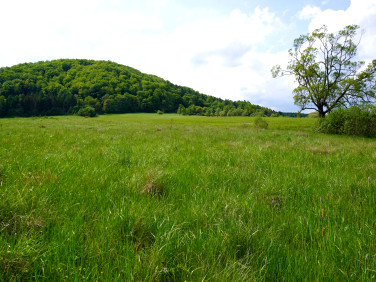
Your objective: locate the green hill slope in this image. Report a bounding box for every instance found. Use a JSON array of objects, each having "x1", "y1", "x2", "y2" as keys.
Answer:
[{"x1": 0, "y1": 59, "x2": 274, "y2": 117}]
